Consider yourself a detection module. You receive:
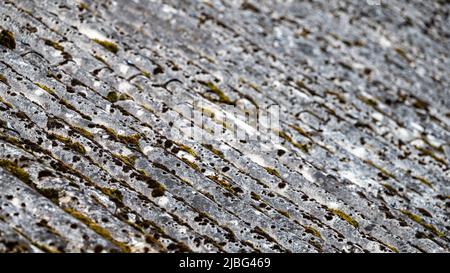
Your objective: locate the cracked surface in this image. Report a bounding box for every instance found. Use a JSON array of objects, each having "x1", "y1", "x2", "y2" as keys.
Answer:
[{"x1": 0, "y1": 0, "x2": 449, "y2": 253}]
